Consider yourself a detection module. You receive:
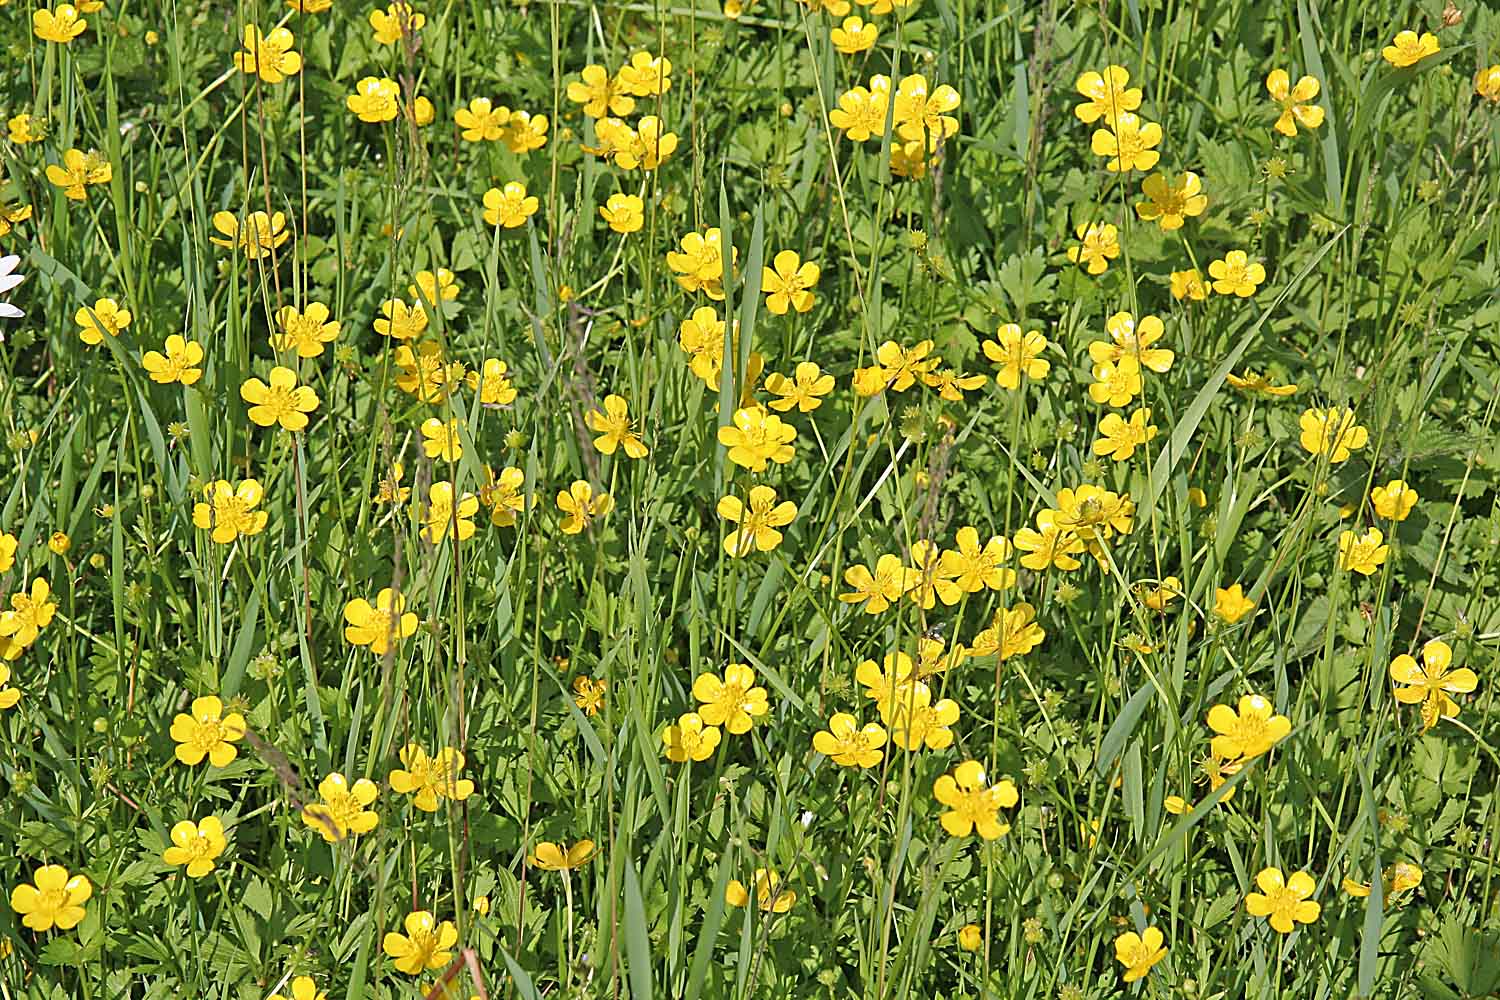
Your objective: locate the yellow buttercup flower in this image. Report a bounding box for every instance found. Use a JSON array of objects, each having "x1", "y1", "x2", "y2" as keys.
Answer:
[
  {"x1": 9, "y1": 866, "x2": 91, "y2": 932},
  {"x1": 618, "y1": 51, "x2": 672, "y2": 98},
  {"x1": 240, "y1": 366, "x2": 320, "y2": 431},
  {"x1": 233, "y1": 26, "x2": 302, "y2": 84},
  {"x1": 1299, "y1": 406, "x2": 1367, "y2": 463},
  {"x1": 1245, "y1": 867, "x2": 1321, "y2": 933},
  {"x1": 1337, "y1": 526, "x2": 1388, "y2": 576},
  {"x1": 1226, "y1": 371, "x2": 1297, "y2": 397},
  {"x1": 1477, "y1": 66, "x2": 1500, "y2": 104},
  {"x1": 556, "y1": 481, "x2": 613, "y2": 534},
  {"x1": 1207, "y1": 250, "x2": 1266, "y2": 296},
  {"x1": 693, "y1": 663, "x2": 769, "y2": 735},
  {"x1": 812, "y1": 712, "x2": 886, "y2": 768},
  {"x1": 421, "y1": 481, "x2": 479, "y2": 544},
  {"x1": 1206, "y1": 694, "x2": 1289, "y2": 761},
  {"x1": 1090, "y1": 112, "x2": 1162, "y2": 172},
  {"x1": 568, "y1": 65, "x2": 635, "y2": 119},
  {"x1": 840, "y1": 554, "x2": 919, "y2": 614},
  {"x1": 933, "y1": 760, "x2": 1019, "y2": 839},
  {"x1": 584, "y1": 394, "x2": 649, "y2": 458},
  {"x1": 1067, "y1": 221, "x2": 1120, "y2": 274},
  {"x1": 141, "y1": 335, "x2": 204, "y2": 386},
  {"x1": 982, "y1": 323, "x2": 1050, "y2": 388},
  {"x1": 662, "y1": 712, "x2": 719, "y2": 762},
  {"x1": 1091, "y1": 312, "x2": 1173, "y2": 372},
  {"x1": 420, "y1": 417, "x2": 465, "y2": 462},
  {"x1": 347, "y1": 77, "x2": 401, "y2": 123},
  {"x1": 192, "y1": 479, "x2": 269, "y2": 544},
  {"x1": 1390, "y1": 639, "x2": 1477, "y2": 733},
  {"x1": 389, "y1": 744, "x2": 474, "y2": 810},
  {"x1": 718, "y1": 485, "x2": 797, "y2": 556},
  {"x1": 454, "y1": 98, "x2": 509, "y2": 142},
  {"x1": 1114, "y1": 926, "x2": 1168, "y2": 982},
  {"x1": 382, "y1": 911, "x2": 457, "y2": 975},
  {"x1": 1136, "y1": 172, "x2": 1208, "y2": 231},
  {"x1": 210, "y1": 210, "x2": 289, "y2": 260},
  {"x1": 1381, "y1": 30, "x2": 1439, "y2": 68},
  {"x1": 0, "y1": 578, "x2": 56, "y2": 649},
  {"x1": 718, "y1": 407, "x2": 796, "y2": 471},
  {"x1": 33, "y1": 5, "x2": 88, "y2": 44},
  {"x1": 1073, "y1": 65, "x2": 1141, "y2": 124},
  {"x1": 272, "y1": 303, "x2": 340, "y2": 357},
  {"x1": 162, "y1": 816, "x2": 228, "y2": 878},
  {"x1": 301, "y1": 773, "x2": 379, "y2": 842},
  {"x1": 725, "y1": 869, "x2": 794, "y2": 912},
  {"x1": 528, "y1": 840, "x2": 595, "y2": 870},
  {"x1": 369, "y1": 2, "x2": 425, "y2": 45},
  {"x1": 599, "y1": 193, "x2": 645, "y2": 234},
  {"x1": 765, "y1": 362, "x2": 835, "y2": 412},
  {"x1": 481, "y1": 182, "x2": 538, "y2": 228},
  {"x1": 342, "y1": 588, "x2": 418, "y2": 655},
  {"x1": 268, "y1": 976, "x2": 327, "y2": 1000},
  {"x1": 1170, "y1": 268, "x2": 1208, "y2": 301},
  {"x1": 1094, "y1": 408, "x2": 1158, "y2": 462},
  {"x1": 1266, "y1": 70, "x2": 1324, "y2": 135},
  {"x1": 75, "y1": 297, "x2": 132, "y2": 345},
  {"x1": 1371, "y1": 480, "x2": 1418, "y2": 521},
  {"x1": 46, "y1": 148, "x2": 111, "y2": 200},
  {"x1": 831, "y1": 16, "x2": 877, "y2": 54},
  {"x1": 169, "y1": 695, "x2": 246, "y2": 767},
  {"x1": 762, "y1": 250, "x2": 820, "y2": 314}
]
